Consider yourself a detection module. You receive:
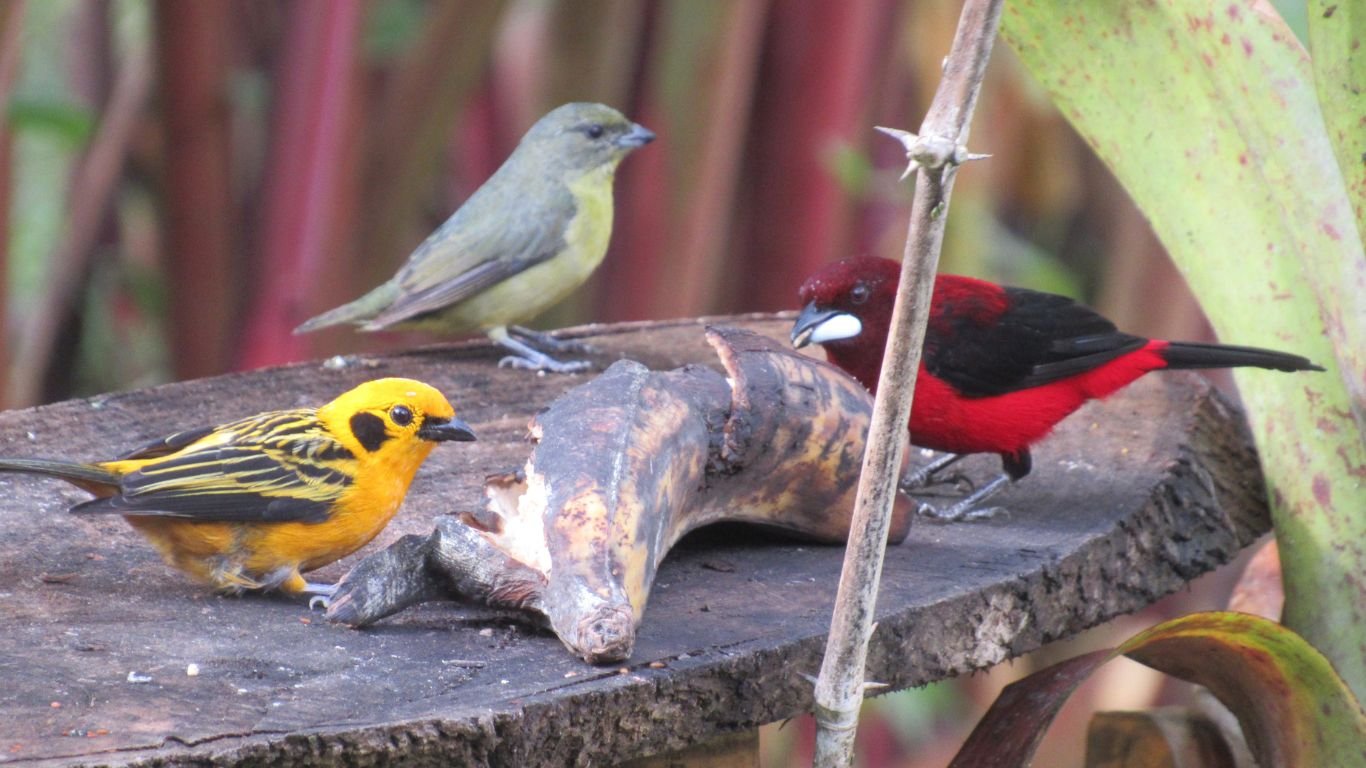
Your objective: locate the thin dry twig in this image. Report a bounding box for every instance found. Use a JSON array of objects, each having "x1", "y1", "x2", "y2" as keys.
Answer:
[
  {"x1": 0, "y1": 0, "x2": 26, "y2": 408},
  {"x1": 810, "y1": 1, "x2": 1004, "y2": 764},
  {"x1": 9, "y1": 39, "x2": 153, "y2": 407}
]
